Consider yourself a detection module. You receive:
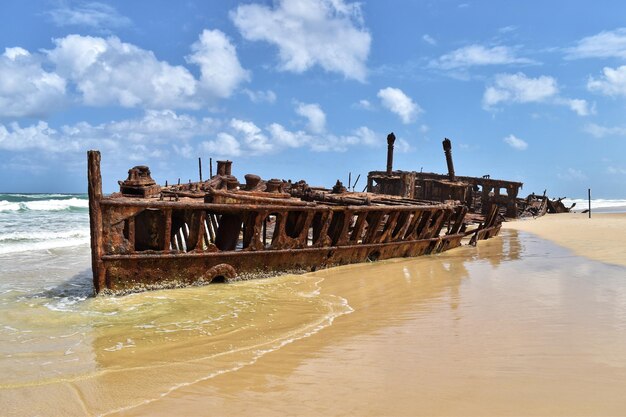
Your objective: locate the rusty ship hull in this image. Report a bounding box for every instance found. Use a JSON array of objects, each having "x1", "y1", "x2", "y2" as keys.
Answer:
[{"x1": 87, "y1": 148, "x2": 501, "y2": 294}]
